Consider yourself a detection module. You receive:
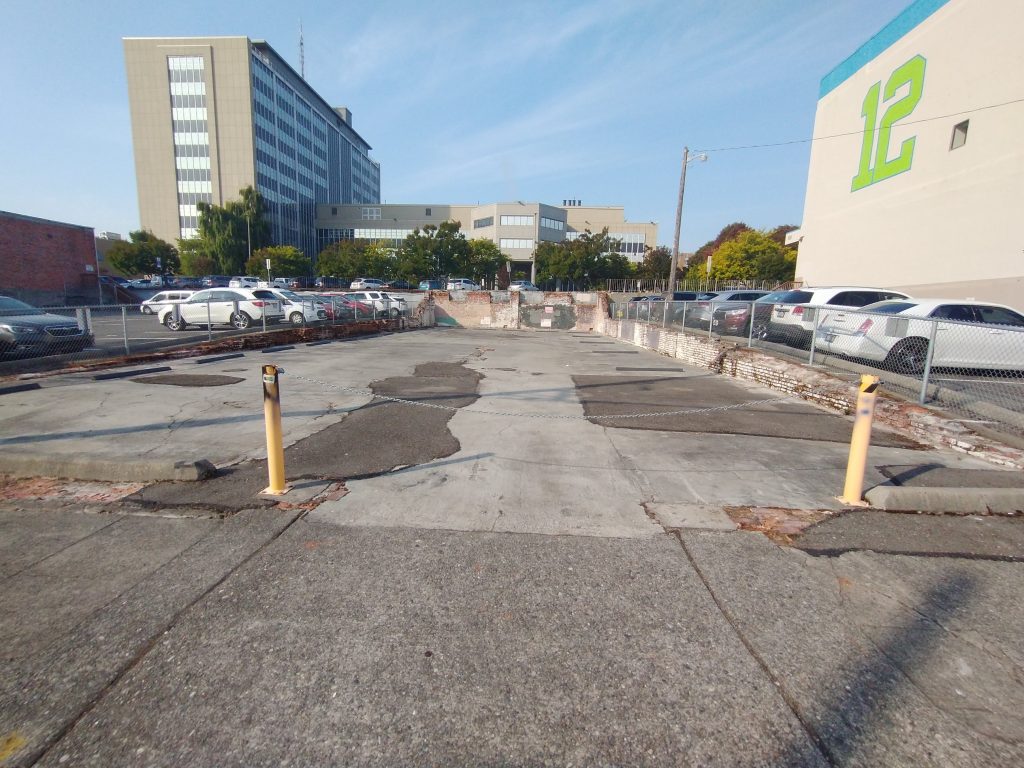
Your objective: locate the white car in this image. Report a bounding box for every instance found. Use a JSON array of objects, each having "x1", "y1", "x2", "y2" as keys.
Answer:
[
  {"x1": 349, "y1": 277, "x2": 384, "y2": 290},
  {"x1": 509, "y1": 280, "x2": 539, "y2": 292},
  {"x1": 228, "y1": 276, "x2": 261, "y2": 289},
  {"x1": 267, "y1": 289, "x2": 327, "y2": 325},
  {"x1": 814, "y1": 298, "x2": 1024, "y2": 373},
  {"x1": 447, "y1": 278, "x2": 481, "y2": 291},
  {"x1": 140, "y1": 290, "x2": 195, "y2": 314},
  {"x1": 343, "y1": 290, "x2": 406, "y2": 317},
  {"x1": 763, "y1": 287, "x2": 911, "y2": 348},
  {"x1": 158, "y1": 288, "x2": 284, "y2": 330}
]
